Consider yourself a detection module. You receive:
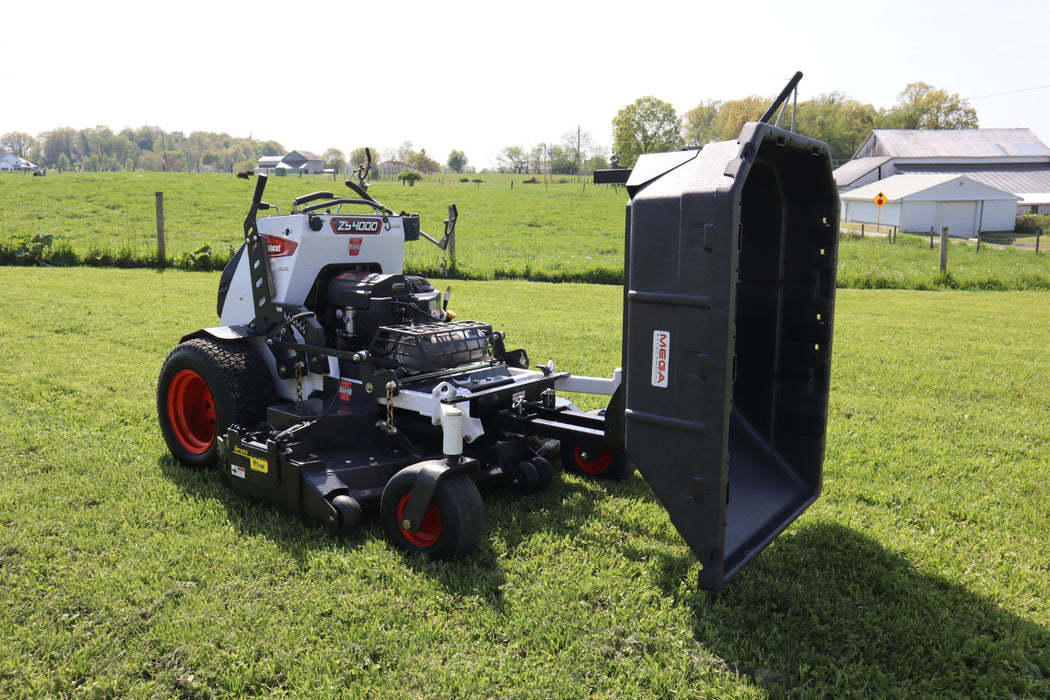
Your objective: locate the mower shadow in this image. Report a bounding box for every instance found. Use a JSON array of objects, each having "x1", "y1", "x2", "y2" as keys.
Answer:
[
  {"x1": 157, "y1": 454, "x2": 375, "y2": 561},
  {"x1": 670, "y1": 522, "x2": 1050, "y2": 696},
  {"x1": 156, "y1": 455, "x2": 615, "y2": 603}
]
